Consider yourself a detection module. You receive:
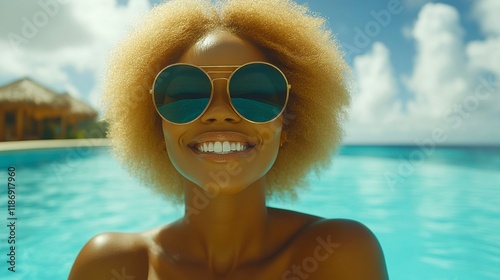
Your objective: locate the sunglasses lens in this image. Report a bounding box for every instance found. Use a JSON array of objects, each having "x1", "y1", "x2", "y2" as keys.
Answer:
[
  {"x1": 229, "y1": 63, "x2": 288, "y2": 122},
  {"x1": 153, "y1": 65, "x2": 211, "y2": 123}
]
